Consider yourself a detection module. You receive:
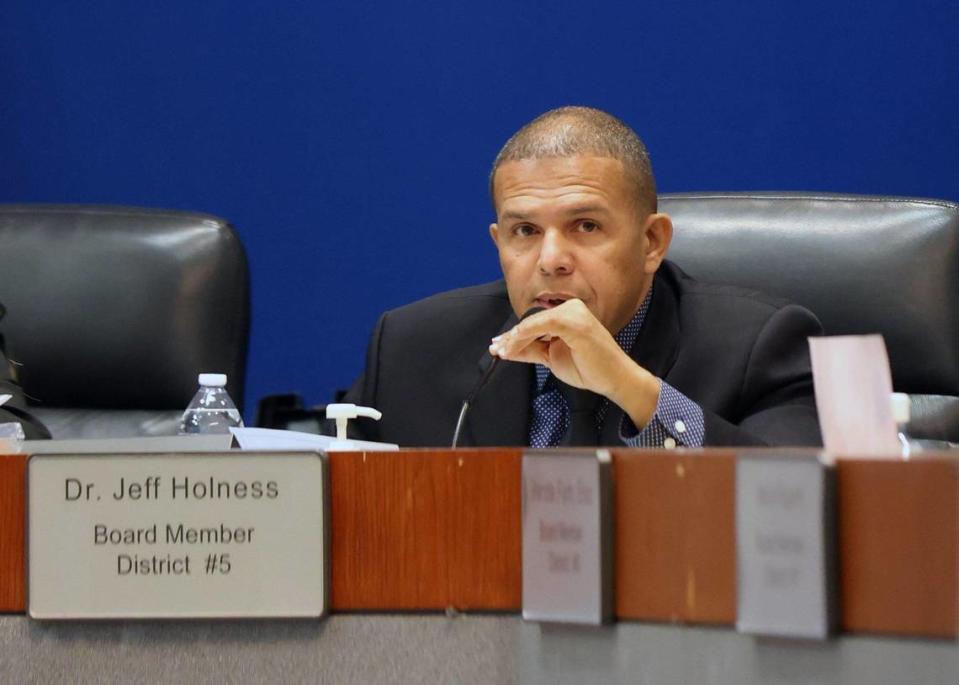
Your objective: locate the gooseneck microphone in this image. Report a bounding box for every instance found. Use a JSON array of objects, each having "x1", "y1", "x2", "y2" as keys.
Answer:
[{"x1": 451, "y1": 307, "x2": 545, "y2": 448}]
